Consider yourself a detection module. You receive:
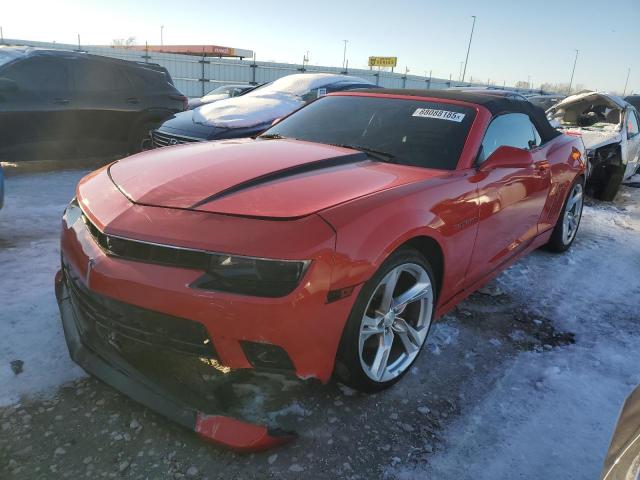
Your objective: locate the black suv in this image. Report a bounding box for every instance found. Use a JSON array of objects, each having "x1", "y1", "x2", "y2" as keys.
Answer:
[{"x1": 0, "y1": 47, "x2": 187, "y2": 160}]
